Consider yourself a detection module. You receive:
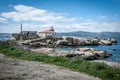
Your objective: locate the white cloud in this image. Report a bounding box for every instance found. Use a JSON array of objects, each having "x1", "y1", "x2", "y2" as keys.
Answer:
[
  {"x1": 74, "y1": 21, "x2": 120, "y2": 32},
  {"x1": 0, "y1": 17, "x2": 7, "y2": 23},
  {"x1": 1, "y1": 5, "x2": 77, "y2": 24},
  {"x1": 53, "y1": 21, "x2": 120, "y2": 32},
  {"x1": 0, "y1": 5, "x2": 120, "y2": 33}
]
